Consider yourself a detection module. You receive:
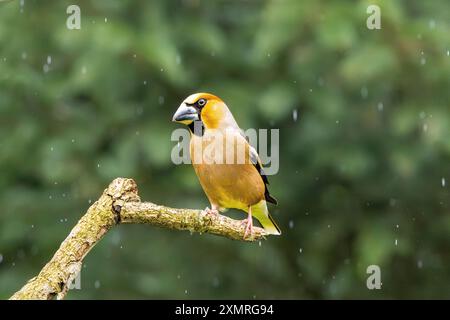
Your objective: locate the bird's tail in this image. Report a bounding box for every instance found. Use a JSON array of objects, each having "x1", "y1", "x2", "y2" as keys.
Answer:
[{"x1": 252, "y1": 201, "x2": 281, "y2": 235}]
